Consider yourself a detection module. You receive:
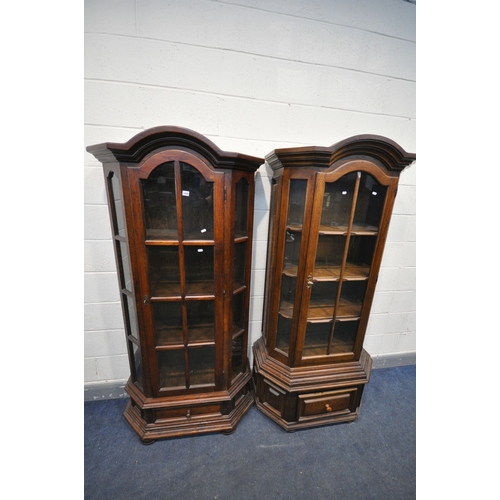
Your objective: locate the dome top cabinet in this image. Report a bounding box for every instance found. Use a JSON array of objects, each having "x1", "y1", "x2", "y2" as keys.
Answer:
[
  {"x1": 253, "y1": 135, "x2": 415, "y2": 431},
  {"x1": 87, "y1": 127, "x2": 262, "y2": 442}
]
